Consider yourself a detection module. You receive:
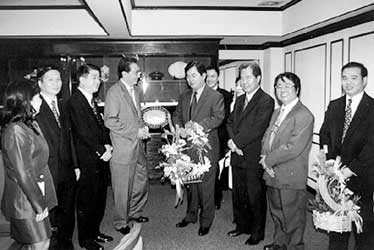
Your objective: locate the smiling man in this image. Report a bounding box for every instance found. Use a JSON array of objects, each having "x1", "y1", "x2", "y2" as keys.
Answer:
[
  {"x1": 320, "y1": 62, "x2": 374, "y2": 250},
  {"x1": 261, "y1": 72, "x2": 314, "y2": 250}
]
